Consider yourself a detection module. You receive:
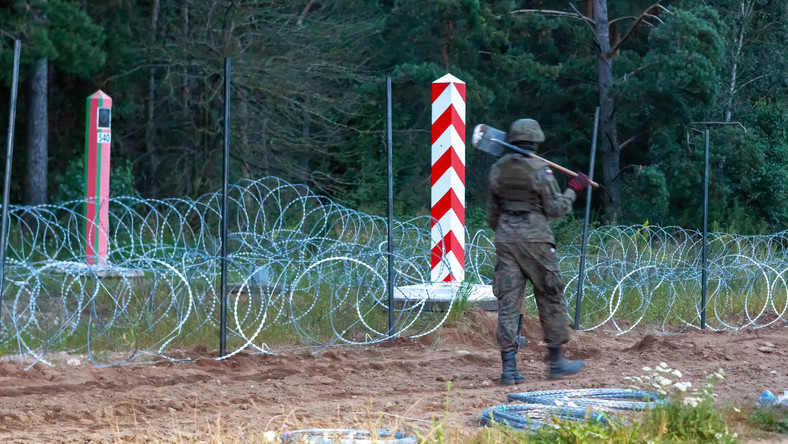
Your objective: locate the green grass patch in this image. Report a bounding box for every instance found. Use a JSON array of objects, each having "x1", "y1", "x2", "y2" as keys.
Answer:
[
  {"x1": 465, "y1": 396, "x2": 737, "y2": 444},
  {"x1": 749, "y1": 405, "x2": 788, "y2": 434}
]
